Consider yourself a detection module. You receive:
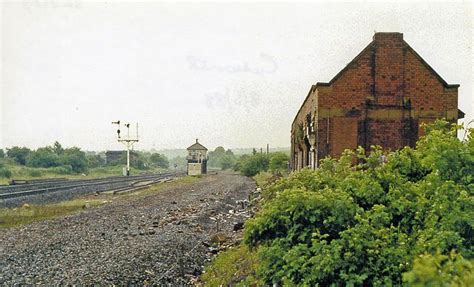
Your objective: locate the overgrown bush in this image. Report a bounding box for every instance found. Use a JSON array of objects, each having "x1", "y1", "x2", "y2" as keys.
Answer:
[
  {"x1": 150, "y1": 153, "x2": 169, "y2": 169},
  {"x1": 201, "y1": 245, "x2": 261, "y2": 286},
  {"x1": 26, "y1": 147, "x2": 60, "y2": 168},
  {"x1": 0, "y1": 167, "x2": 12, "y2": 178},
  {"x1": 403, "y1": 251, "x2": 473, "y2": 286},
  {"x1": 23, "y1": 143, "x2": 88, "y2": 173},
  {"x1": 269, "y1": 152, "x2": 289, "y2": 173},
  {"x1": 60, "y1": 147, "x2": 88, "y2": 173},
  {"x1": 239, "y1": 154, "x2": 270, "y2": 177},
  {"x1": 51, "y1": 165, "x2": 73, "y2": 175},
  {"x1": 235, "y1": 152, "x2": 290, "y2": 177},
  {"x1": 27, "y1": 169, "x2": 43, "y2": 177},
  {"x1": 6, "y1": 146, "x2": 31, "y2": 165},
  {"x1": 208, "y1": 147, "x2": 237, "y2": 170},
  {"x1": 243, "y1": 120, "x2": 473, "y2": 285}
]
